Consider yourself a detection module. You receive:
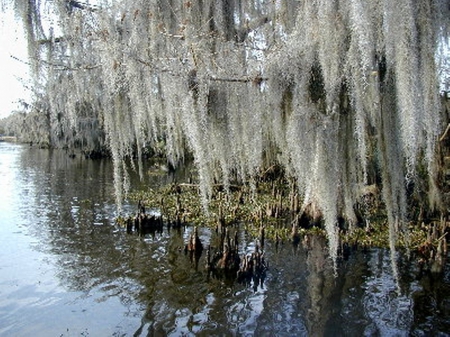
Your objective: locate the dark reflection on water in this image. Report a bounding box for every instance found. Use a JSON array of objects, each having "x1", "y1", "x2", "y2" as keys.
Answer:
[{"x1": 0, "y1": 143, "x2": 449, "y2": 336}]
